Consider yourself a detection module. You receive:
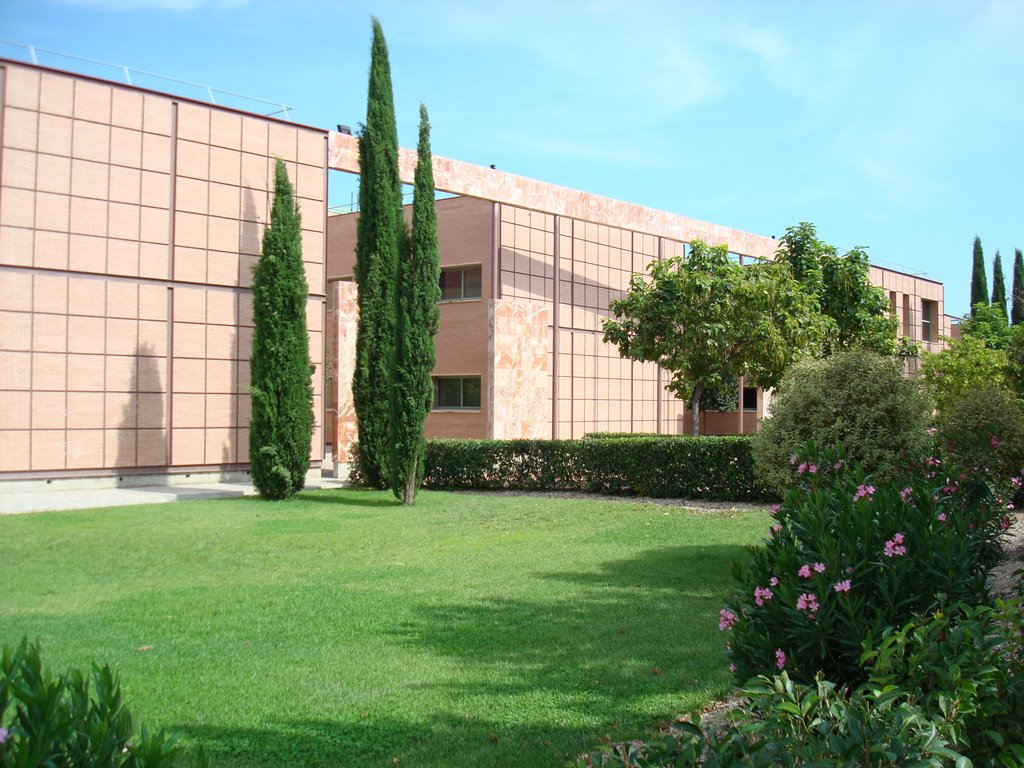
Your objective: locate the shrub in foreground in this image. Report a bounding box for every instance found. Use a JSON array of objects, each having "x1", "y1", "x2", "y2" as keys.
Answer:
[
  {"x1": 725, "y1": 443, "x2": 1009, "y2": 685},
  {"x1": 753, "y1": 349, "x2": 931, "y2": 495},
  {"x1": 351, "y1": 436, "x2": 769, "y2": 500},
  {"x1": 0, "y1": 638, "x2": 207, "y2": 767}
]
